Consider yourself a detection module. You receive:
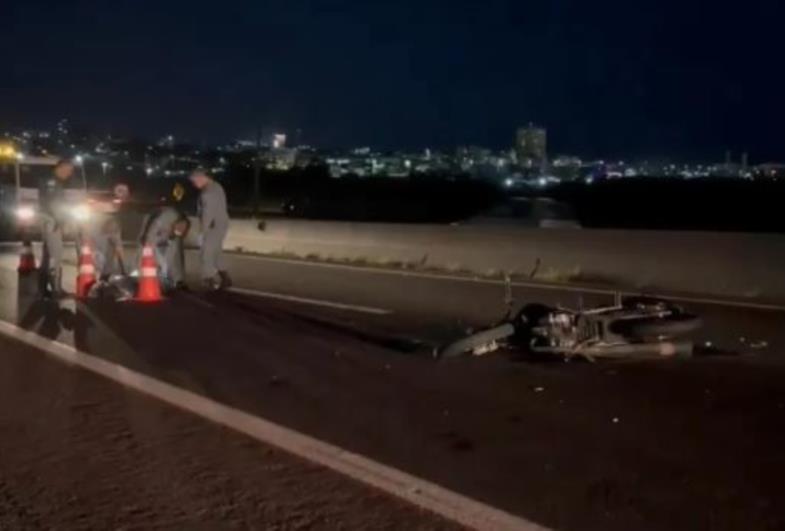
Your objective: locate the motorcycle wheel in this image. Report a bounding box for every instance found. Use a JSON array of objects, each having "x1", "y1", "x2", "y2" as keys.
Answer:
[
  {"x1": 622, "y1": 296, "x2": 670, "y2": 312},
  {"x1": 611, "y1": 313, "x2": 702, "y2": 339},
  {"x1": 437, "y1": 324, "x2": 516, "y2": 359}
]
